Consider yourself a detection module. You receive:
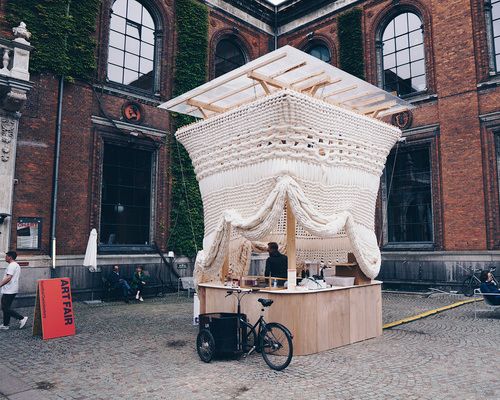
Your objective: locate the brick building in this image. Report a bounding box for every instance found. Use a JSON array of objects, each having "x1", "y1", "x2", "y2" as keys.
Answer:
[{"x1": 0, "y1": 0, "x2": 499, "y2": 298}]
